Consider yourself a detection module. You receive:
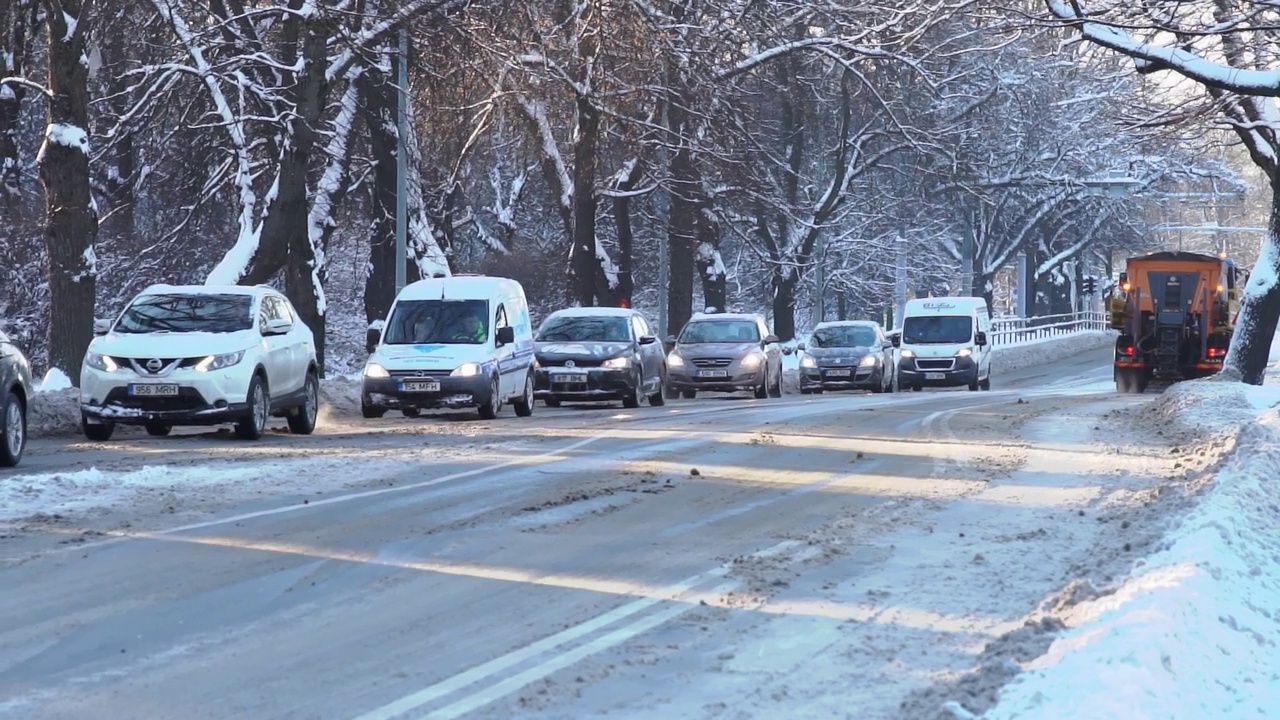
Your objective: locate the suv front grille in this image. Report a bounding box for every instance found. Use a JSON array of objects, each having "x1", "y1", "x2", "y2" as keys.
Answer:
[
  {"x1": 691, "y1": 358, "x2": 732, "y2": 368},
  {"x1": 111, "y1": 356, "x2": 205, "y2": 375},
  {"x1": 103, "y1": 387, "x2": 210, "y2": 411}
]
